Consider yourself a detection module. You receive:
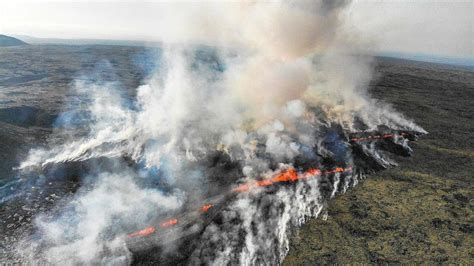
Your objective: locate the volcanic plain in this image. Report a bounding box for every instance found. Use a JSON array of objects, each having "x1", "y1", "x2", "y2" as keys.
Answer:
[{"x1": 0, "y1": 45, "x2": 472, "y2": 264}]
